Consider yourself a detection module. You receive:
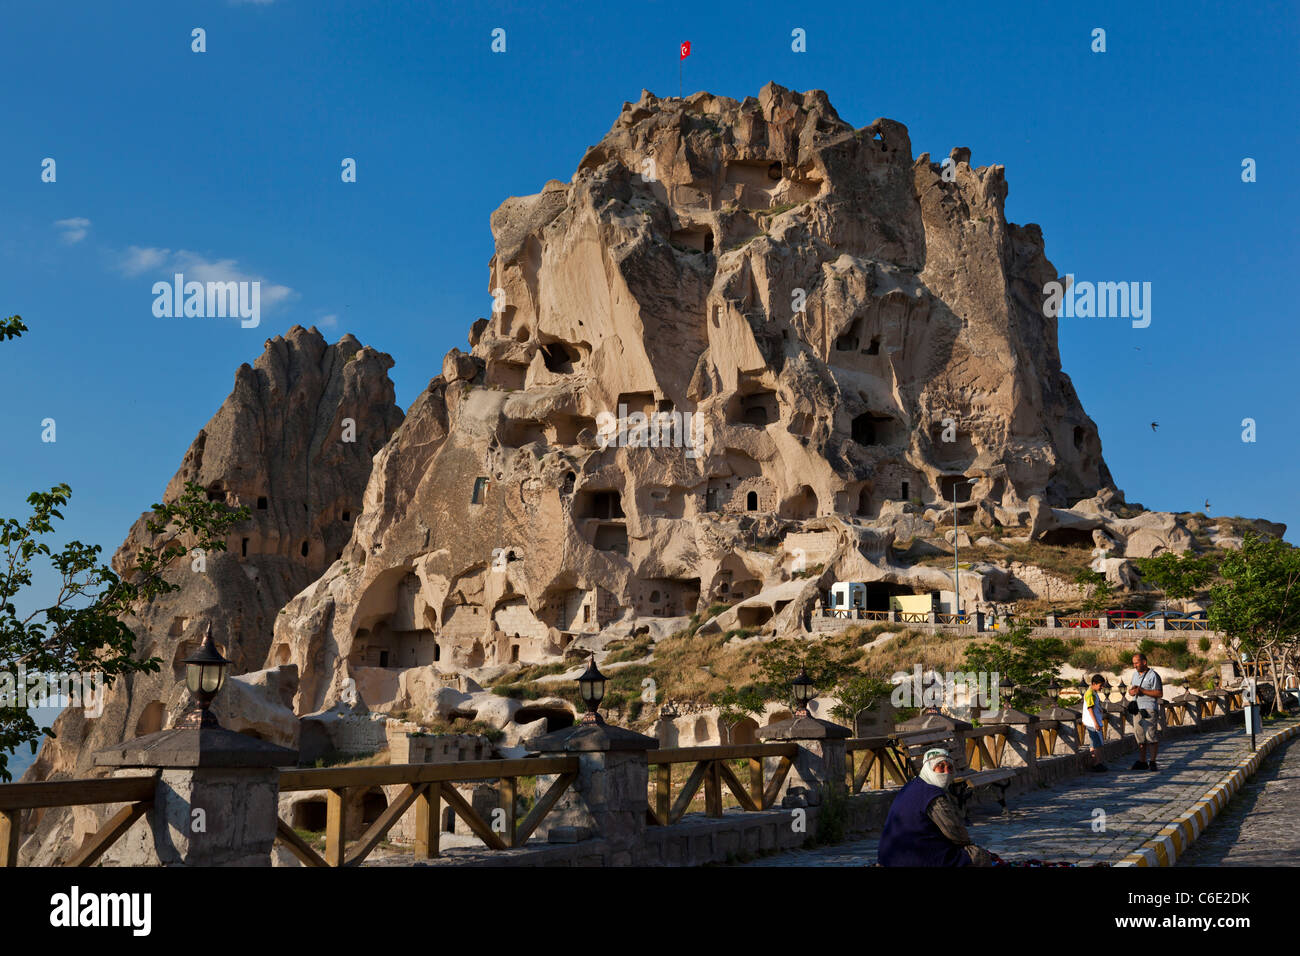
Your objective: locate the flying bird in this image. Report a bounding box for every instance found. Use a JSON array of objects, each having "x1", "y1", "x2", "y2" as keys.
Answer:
[
  {"x1": 1150, "y1": 422, "x2": 1159, "y2": 432},
  {"x1": 1205, "y1": 499, "x2": 1211, "y2": 511}
]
